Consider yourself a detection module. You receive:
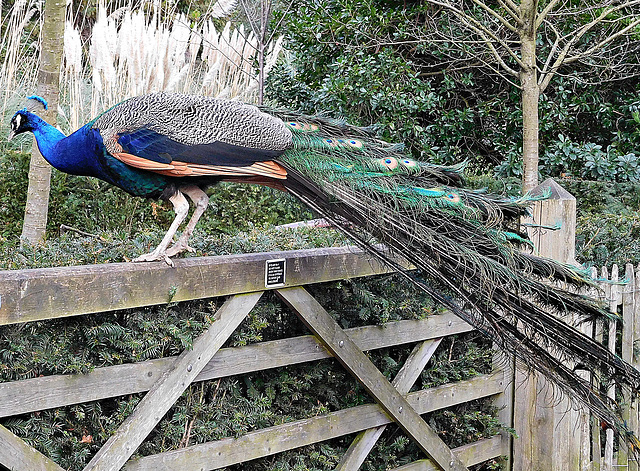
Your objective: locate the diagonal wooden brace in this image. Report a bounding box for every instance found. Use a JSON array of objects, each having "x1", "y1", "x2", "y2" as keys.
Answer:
[
  {"x1": 83, "y1": 291, "x2": 263, "y2": 471},
  {"x1": 337, "y1": 338, "x2": 443, "y2": 470},
  {"x1": 0, "y1": 424, "x2": 66, "y2": 471},
  {"x1": 276, "y1": 287, "x2": 467, "y2": 471}
]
